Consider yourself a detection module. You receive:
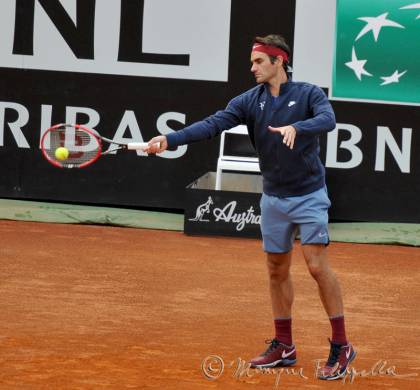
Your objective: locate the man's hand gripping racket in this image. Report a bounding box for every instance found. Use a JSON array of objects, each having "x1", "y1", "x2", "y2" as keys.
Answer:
[{"x1": 41, "y1": 123, "x2": 163, "y2": 168}]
